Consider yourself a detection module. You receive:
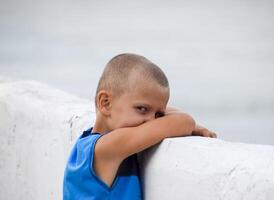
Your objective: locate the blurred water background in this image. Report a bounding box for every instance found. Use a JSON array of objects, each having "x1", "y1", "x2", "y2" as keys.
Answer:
[{"x1": 0, "y1": 0, "x2": 273, "y2": 145}]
